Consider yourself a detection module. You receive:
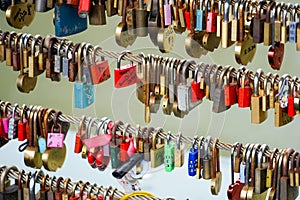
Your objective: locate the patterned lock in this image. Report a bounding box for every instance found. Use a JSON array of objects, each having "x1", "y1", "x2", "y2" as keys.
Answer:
[
  {"x1": 47, "y1": 124, "x2": 65, "y2": 148},
  {"x1": 114, "y1": 50, "x2": 137, "y2": 88}
]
